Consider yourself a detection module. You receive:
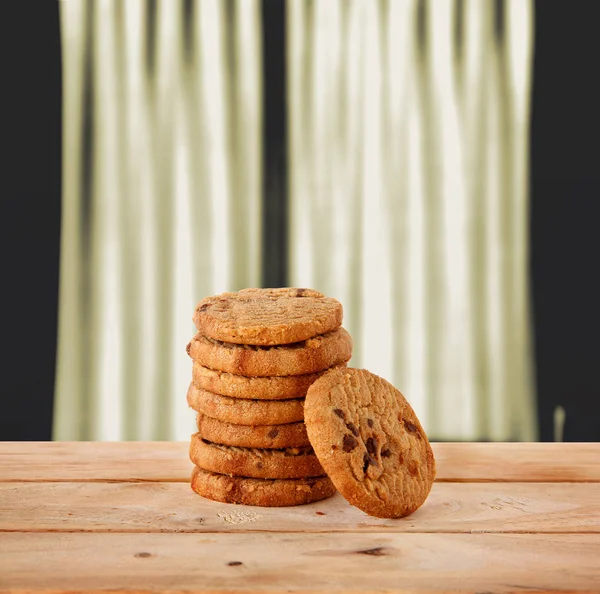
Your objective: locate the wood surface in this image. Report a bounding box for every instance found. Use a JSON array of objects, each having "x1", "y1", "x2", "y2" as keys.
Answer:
[
  {"x1": 1, "y1": 441, "x2": 599, "y2": 482},
  {"x1": 1, "y1": 481, "x2": 598, "y2": 534},
  {"x1": 0, "y1": 442, "x2": 598, "y2": 594},
  {"x1": 1, "y1": 533, "x2": 599, "y2": 593}
]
